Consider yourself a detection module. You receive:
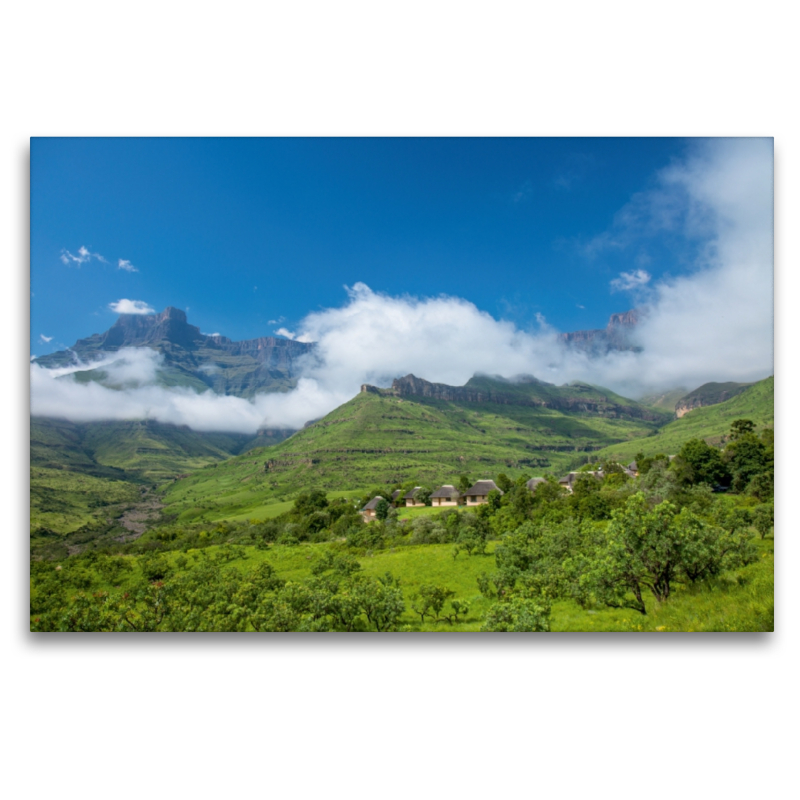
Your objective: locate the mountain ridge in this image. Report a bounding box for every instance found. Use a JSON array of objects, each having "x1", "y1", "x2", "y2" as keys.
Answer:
[{"x1": 35, "y1": 307, "x2": 314, "y2": 398}]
